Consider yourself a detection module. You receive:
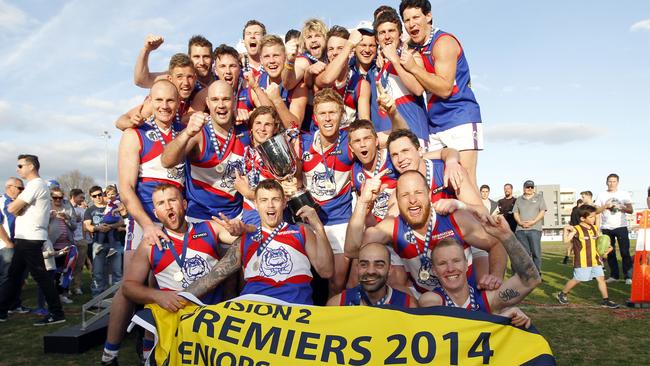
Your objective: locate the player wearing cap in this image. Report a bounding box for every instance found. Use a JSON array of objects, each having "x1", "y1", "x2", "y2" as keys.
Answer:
[{"x1": 513, "y1": 180, "x2": 547, "y2": 274}]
